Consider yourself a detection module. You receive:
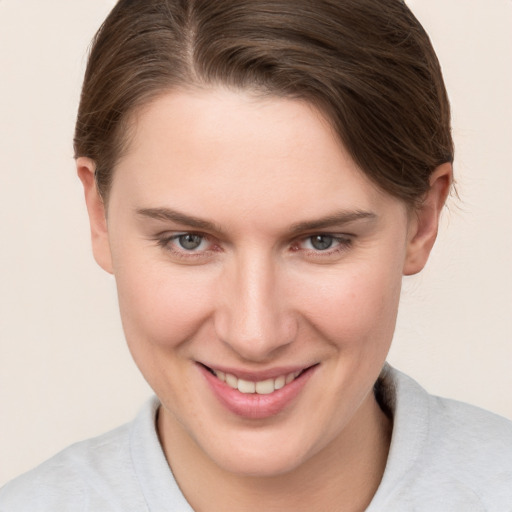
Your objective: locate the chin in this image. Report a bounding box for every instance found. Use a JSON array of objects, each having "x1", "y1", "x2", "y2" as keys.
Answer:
[
  {"x1": 214, "y1": 446, "x2": 308, "y2": 478},
  {"x1": 195, "y1": 422, "x2": 319, "y2": 478}
]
